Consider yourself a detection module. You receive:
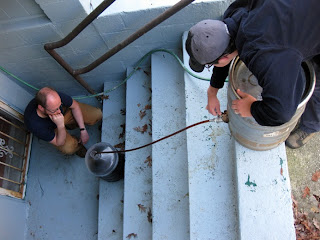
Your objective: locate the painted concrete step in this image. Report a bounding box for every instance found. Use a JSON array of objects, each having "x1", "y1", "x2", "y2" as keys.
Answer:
[
  {"x1": 234, "y1": 141, "x2": 296, "y2": 239},
  {"x1": 182, "y1": 30, "x2": 295, "y2": 239},
  {"x1": 99, "y1": 81, "x2": 126, "y2": 240},
  {"x1": 122, "y1": 67, "x2": 152, "y2": 239},
  {"x1": 182, "y1": 32, "x2": 239, "y2": 239},
  {"x1": 151, "y1": 51, "x2": 190, "y2": 240}
]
